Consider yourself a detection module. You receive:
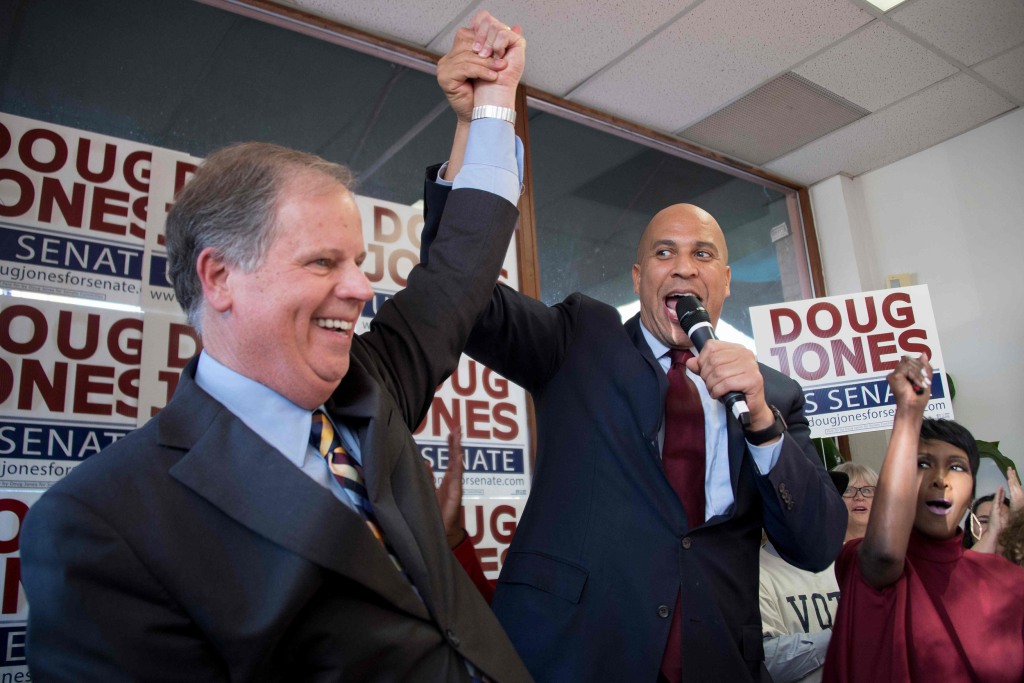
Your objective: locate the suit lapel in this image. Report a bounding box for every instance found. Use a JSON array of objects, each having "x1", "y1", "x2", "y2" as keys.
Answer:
[
  {"x1": 162, "y1": 362, "x2": 429, "y2": 620},
  {"x1": 324, "y1": 361, "x2": 440, "y2": 612},
  {"x1": 624, "y1": 315, "x2": 698, "y2": 532}
]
